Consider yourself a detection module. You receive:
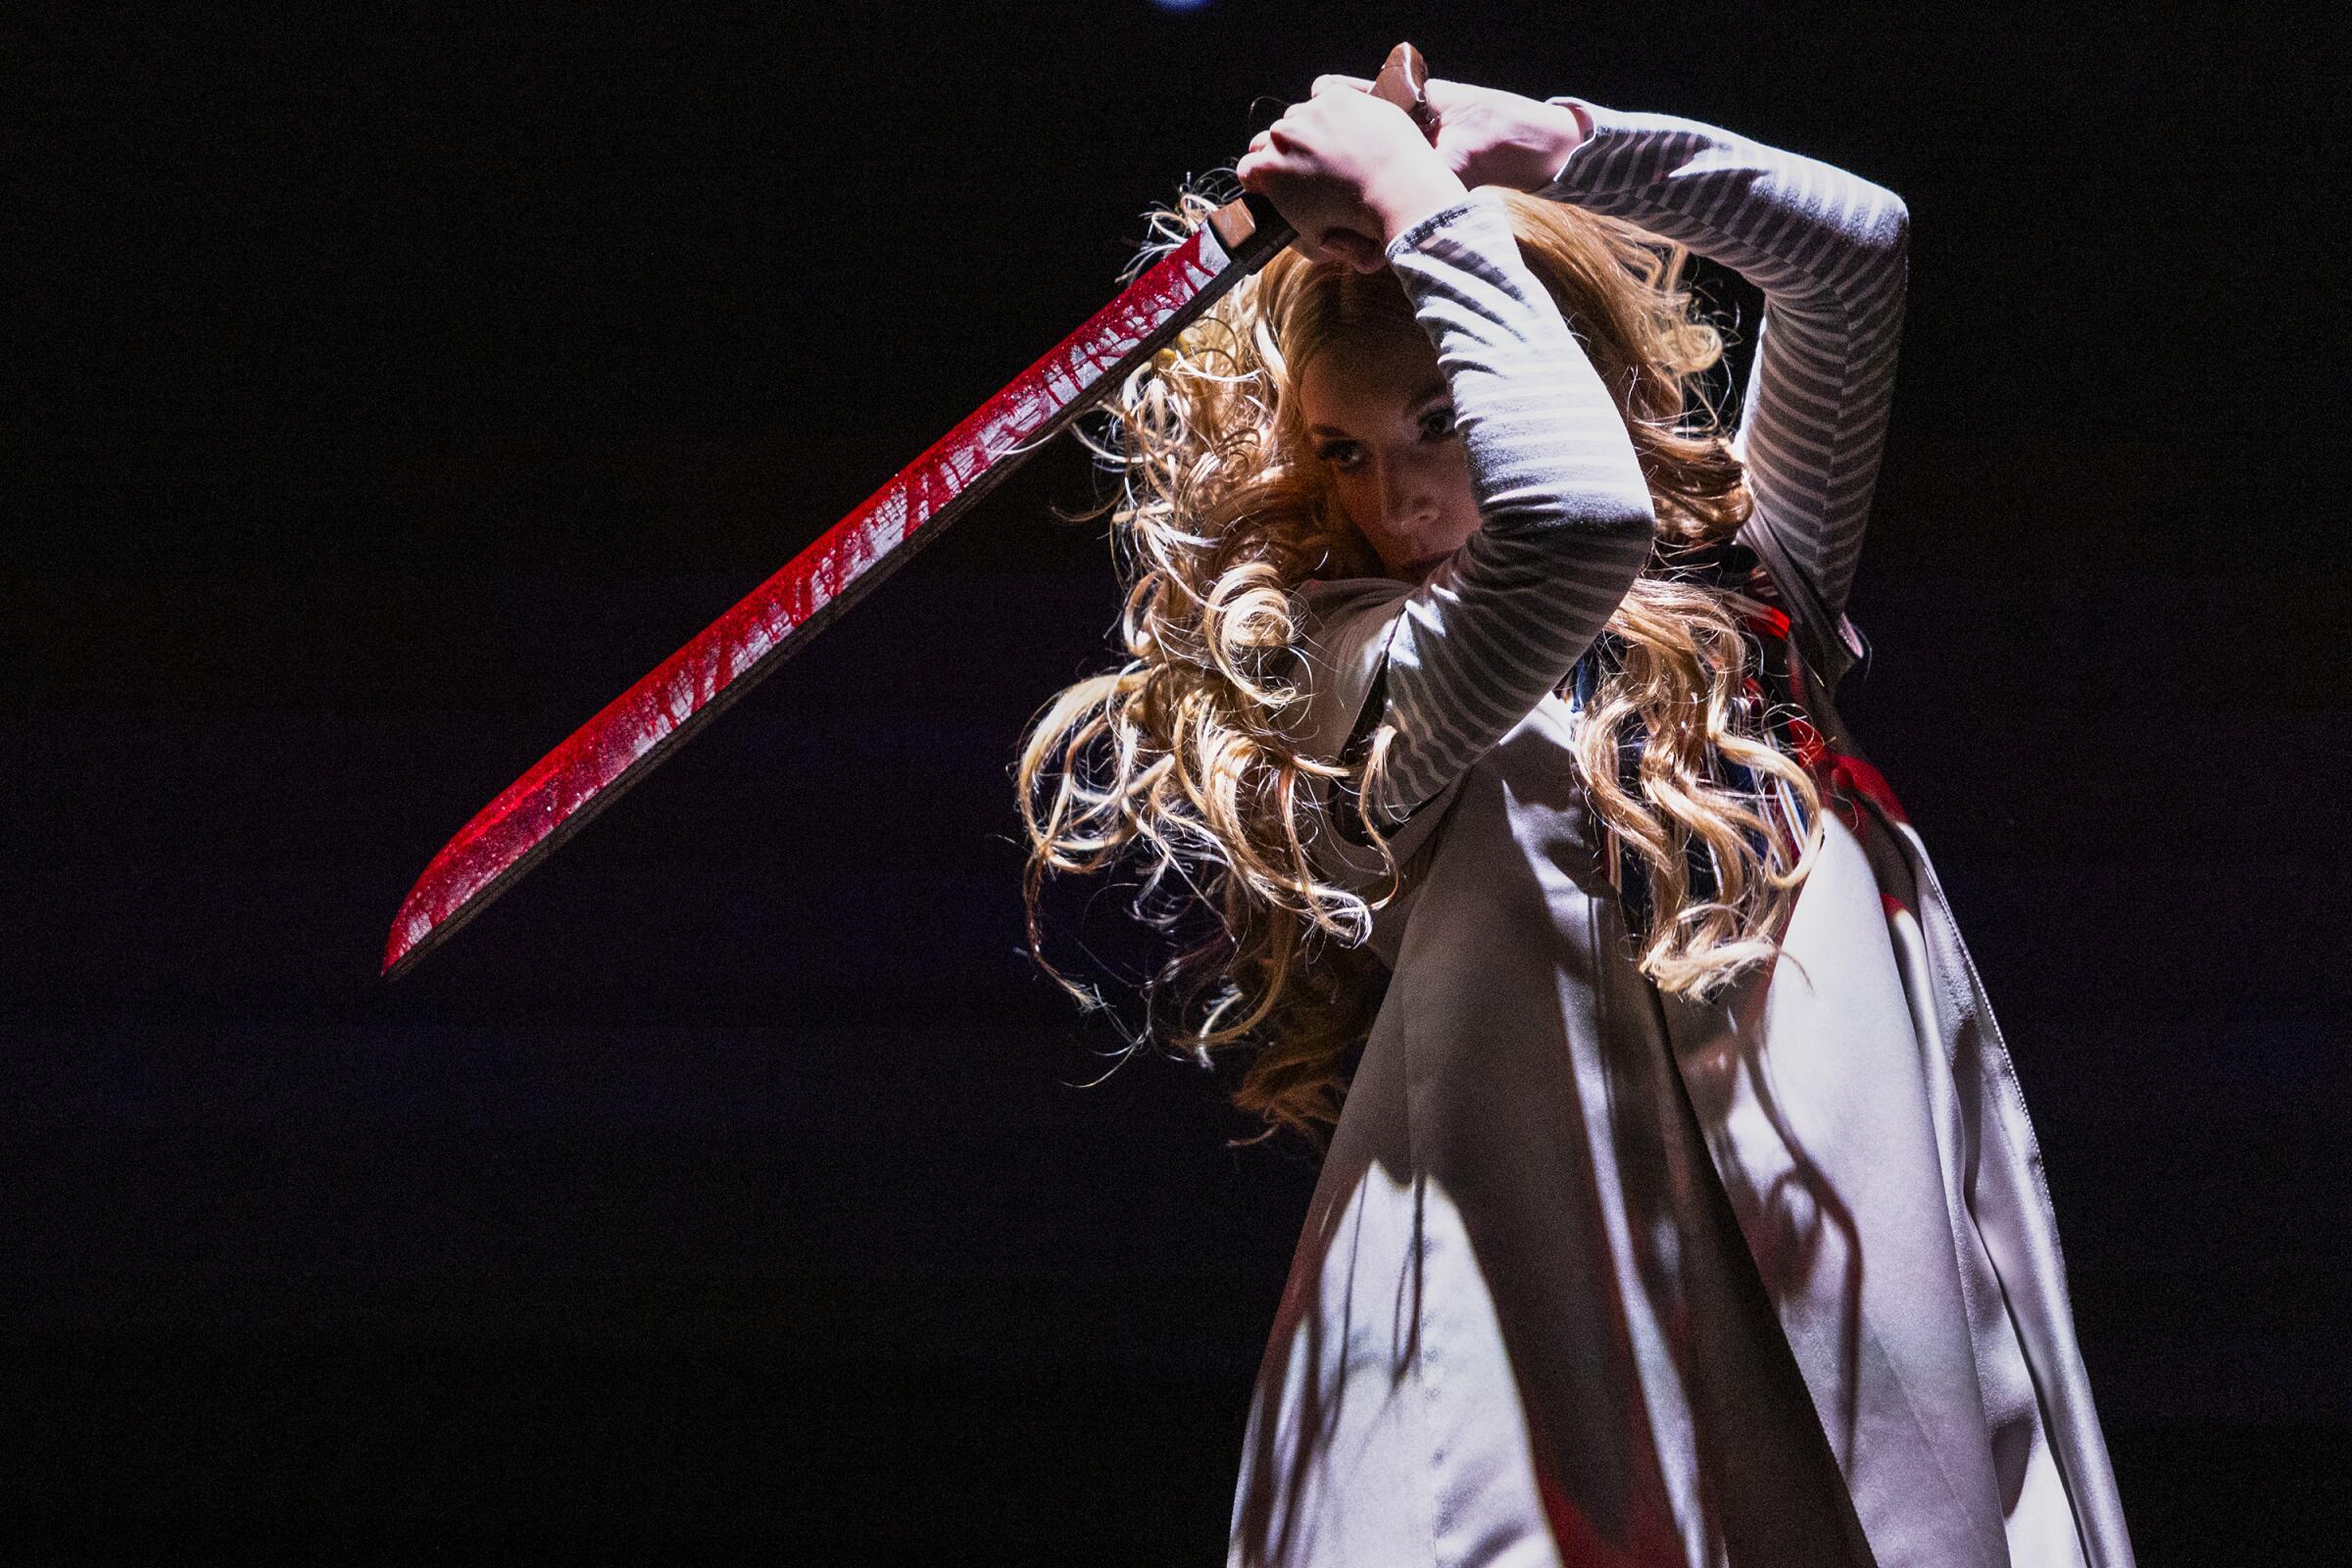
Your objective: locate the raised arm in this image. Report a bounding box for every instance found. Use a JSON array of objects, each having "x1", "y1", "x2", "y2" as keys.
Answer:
[
  {"x1": 1540, "y1": 98, "x2": 1909, "y2": 635},
  {"x1": 1236, "y1": 83, "x2": 1655, "y2": 862},
  {"x1": 1295, "y1": 188, "x2": 1656, "y2": 833}
]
